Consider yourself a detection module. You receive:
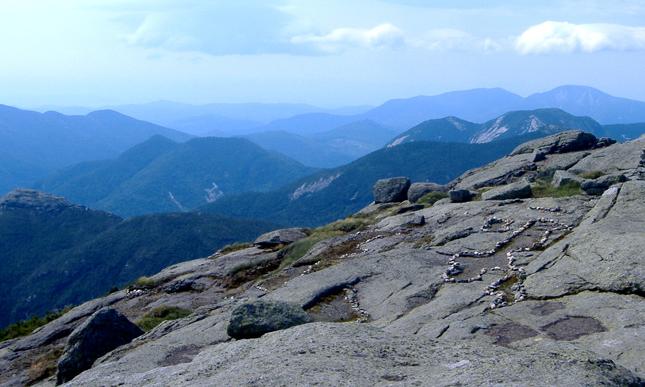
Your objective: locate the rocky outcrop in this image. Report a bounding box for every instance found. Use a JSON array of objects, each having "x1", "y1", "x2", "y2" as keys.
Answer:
[
  {"x1": 481, "y1": 179, "x2": 532, "y2": 200},
  {"x1": 510, "y1": 131, "x2": 600, "y2": 156},
  {"x1": 407, "y1": 182, "x2": 446, "y2": 203},
  {"x1": 0, "y1": 189, "x2": 76, "y2": 212},
  {"x1": 56, "y1": 309, "x2": 143, "y2": 384},
  {"x1": 226, "y1": 300, "x2": 311, "y2": 339},
  {"x1": 581, "y1": 174, "x2": 628, "y2": 195},
  {"x1": 2, "y1": 132, "x2": 644, "y2": 386},
  {"x1": 254, "y1": 228, "x2": 308, "y2": 248},
  {"x1": 372, "y1": 177, "x2": 411, "y2": 203}
]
